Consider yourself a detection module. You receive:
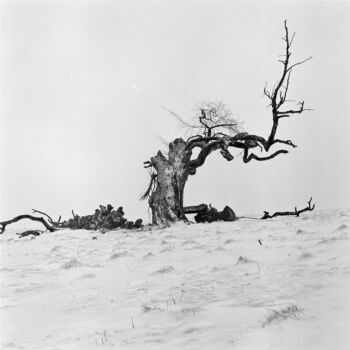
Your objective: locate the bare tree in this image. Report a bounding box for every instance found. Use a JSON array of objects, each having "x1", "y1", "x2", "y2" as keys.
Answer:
[{"x1": 142, "y1": 21, "x2": 312, "y2": 225}]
